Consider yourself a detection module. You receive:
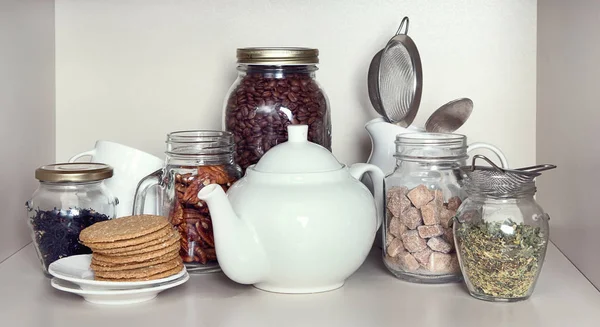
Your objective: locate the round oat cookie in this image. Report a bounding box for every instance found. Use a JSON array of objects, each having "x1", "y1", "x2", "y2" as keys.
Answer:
[
  {"x1": 94, "y1": 231, "x2": 180, "y2": 256},
  {"x1": 91, "y1": 249, "x2": 179, "y2": 267},
  {"x1": 88, "y1": 230, "x2": 177, "y2": 253},
  {"x1": 91, "y1": 242, "x2": 180, "y2": 264},
  {"x1": 93, "y1": 257, "x2": 183, "y2": 279},
  {"x1": 90, "y1": 251, "x2": 180, "y2": 272},
  {"x1": 84, "y1": 225, "x2": 173, "y2": 250},
  {"x1": 80, "y1": 215, "x2": 170, "y2": 244},
  {"x1": 94, "y1": 264, "x2": 184, "y2": 282}
]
